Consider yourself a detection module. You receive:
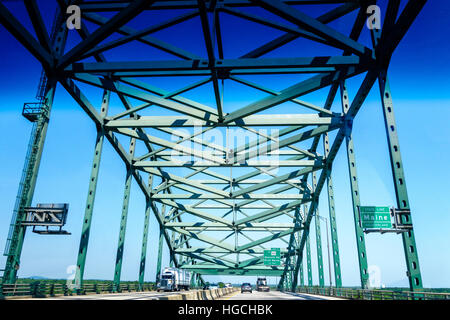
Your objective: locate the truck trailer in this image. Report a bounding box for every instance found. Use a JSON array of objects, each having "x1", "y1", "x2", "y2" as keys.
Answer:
[
  {"x1": 256, "y1": 277, "x2": 270, "y2": 292},
  {"x1": 158, "y1": 267, "x2": 191, "y2": 291}
]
